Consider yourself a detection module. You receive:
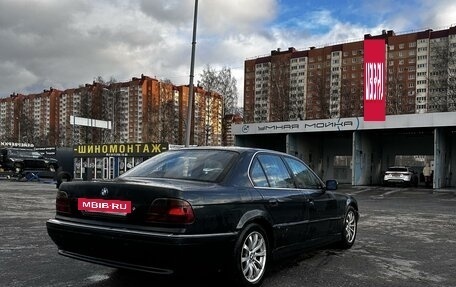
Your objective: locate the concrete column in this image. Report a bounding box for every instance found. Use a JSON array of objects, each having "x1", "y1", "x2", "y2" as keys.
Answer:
[
  {"x1": 353, "y1": 131, "x2": 362, "y2": 185},
  {"x1": 434, "y1": 128, "x2": 450, "y2": 188},
  {"x1": 352, "y1": 131, "x2": 377, "y2": 185}
]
